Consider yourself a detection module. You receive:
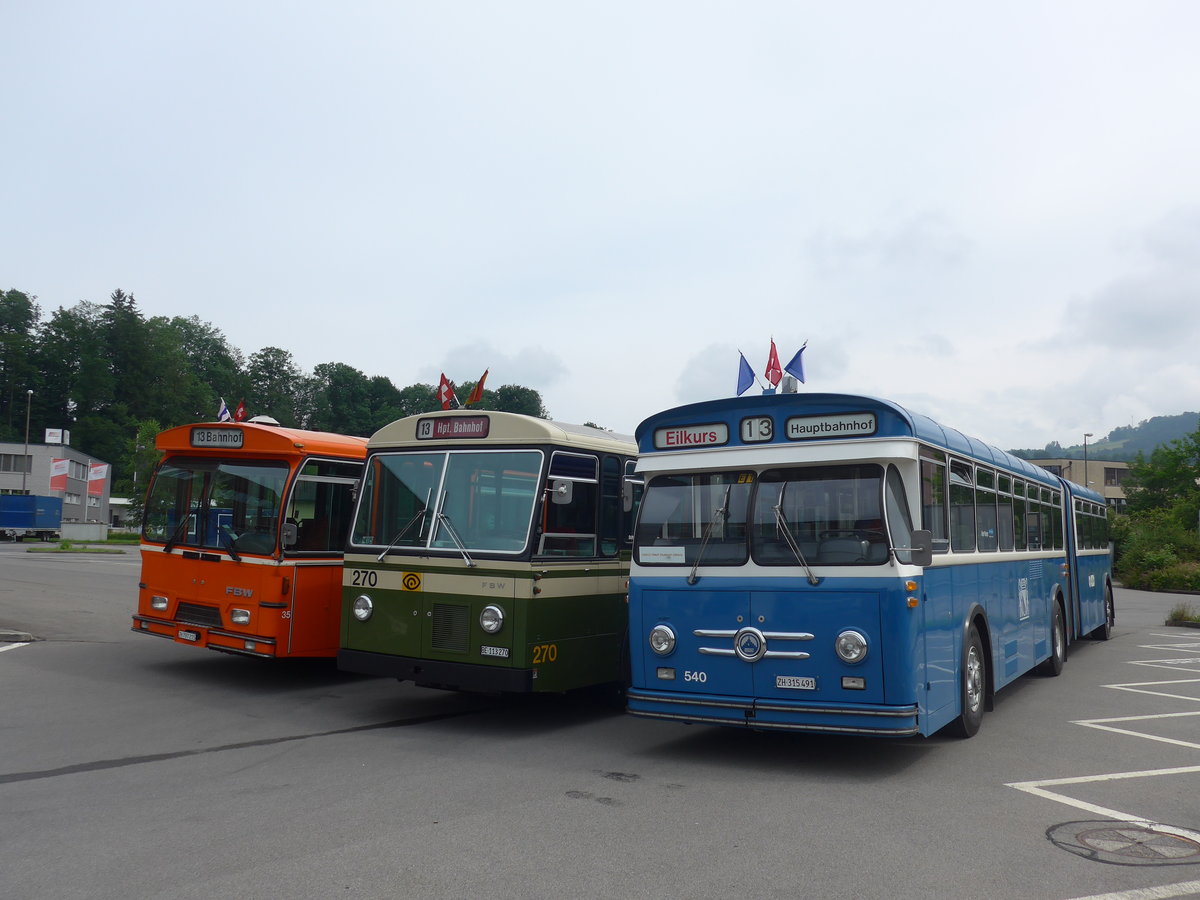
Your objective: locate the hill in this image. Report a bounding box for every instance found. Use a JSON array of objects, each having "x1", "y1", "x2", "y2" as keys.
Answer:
[{"x1": 1010, "y1": 412, "x2": 1200, "y2": 462}]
